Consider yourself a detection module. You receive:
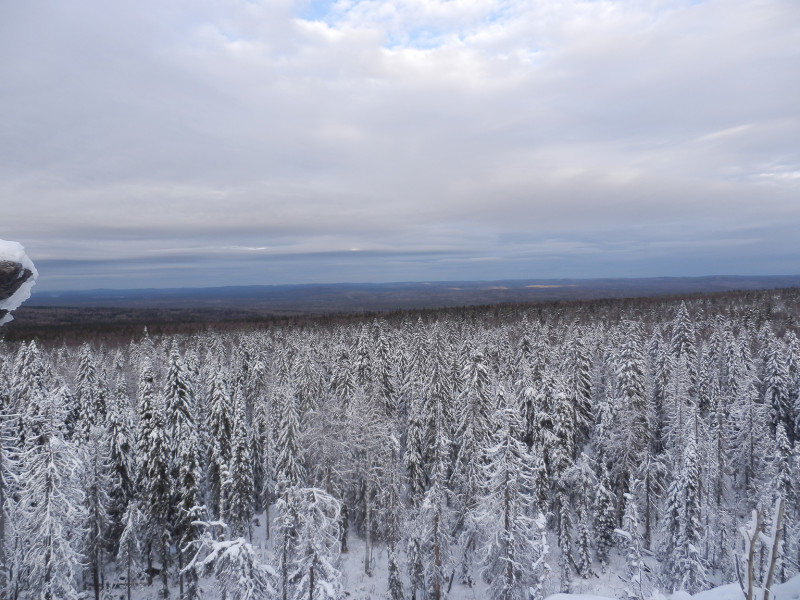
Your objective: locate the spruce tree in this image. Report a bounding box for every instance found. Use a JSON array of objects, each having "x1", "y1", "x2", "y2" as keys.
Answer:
[
  {"x1": 594, "y1": 462, "x2": 617, "y2": 566},
  {"x1": 84, "y1": 424, "x2": 113, "y2": 600},
  {"x1": 206, "y1": 369, "x2": 233, "y2": 519},
  {"x1": 136, "y1": 363, "x2": 171, "y2": 597},
  {"x1": 661, "y1": 439, "x2": 707, "y2": 593},
  {"x1": 274, "y1": 384, "x2": 305, "y2": 492},
  {"x1": 226, "y1": 386, "x2": 255, "y2": 539},
  {"x1": 18, "y1": 386, "x2": 87, "y2": 600},
  {"x1": 479, "y1": 388, "x2": 549, "y2": 600},
  {"x1": 618, "y1": 490, "x2": 647, "y2": 600},
  {"x1": 452, "y1": 348, "x2": 495, "y2": 585}
]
